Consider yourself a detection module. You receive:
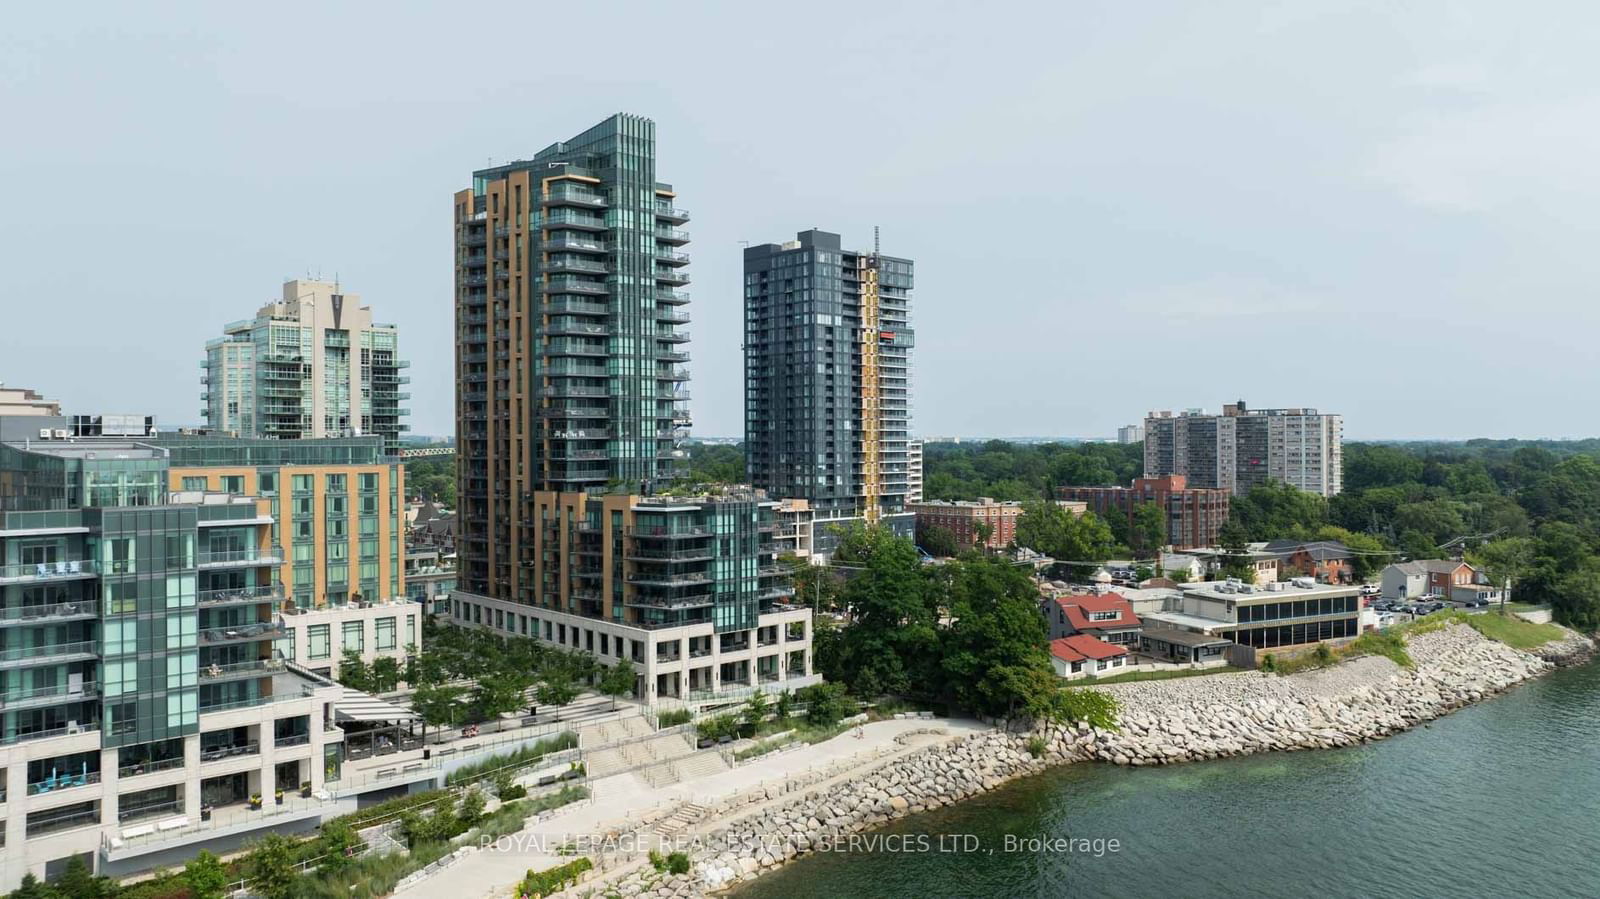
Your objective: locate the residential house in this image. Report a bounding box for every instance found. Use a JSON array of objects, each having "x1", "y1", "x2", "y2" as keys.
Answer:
[
  {"x1": 1264, "y1": 539, "x2": 1355, "y2": 584},
  {"x1": 1044, "y1": 593, "x2": 1142, "y2": 646},
  {"x1": 1380, "y1": 560, "x2": 1482, "y2": 601},
  {"x1": 1049, "y1": 635, "x2": 1129, "y2": 680}
]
